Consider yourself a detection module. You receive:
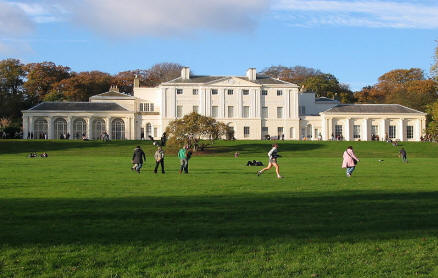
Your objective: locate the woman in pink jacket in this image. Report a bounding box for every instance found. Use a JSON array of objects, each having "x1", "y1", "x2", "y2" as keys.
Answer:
[{"x1": 342, "y1": 146, "x2": 359, "y2": 177}]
